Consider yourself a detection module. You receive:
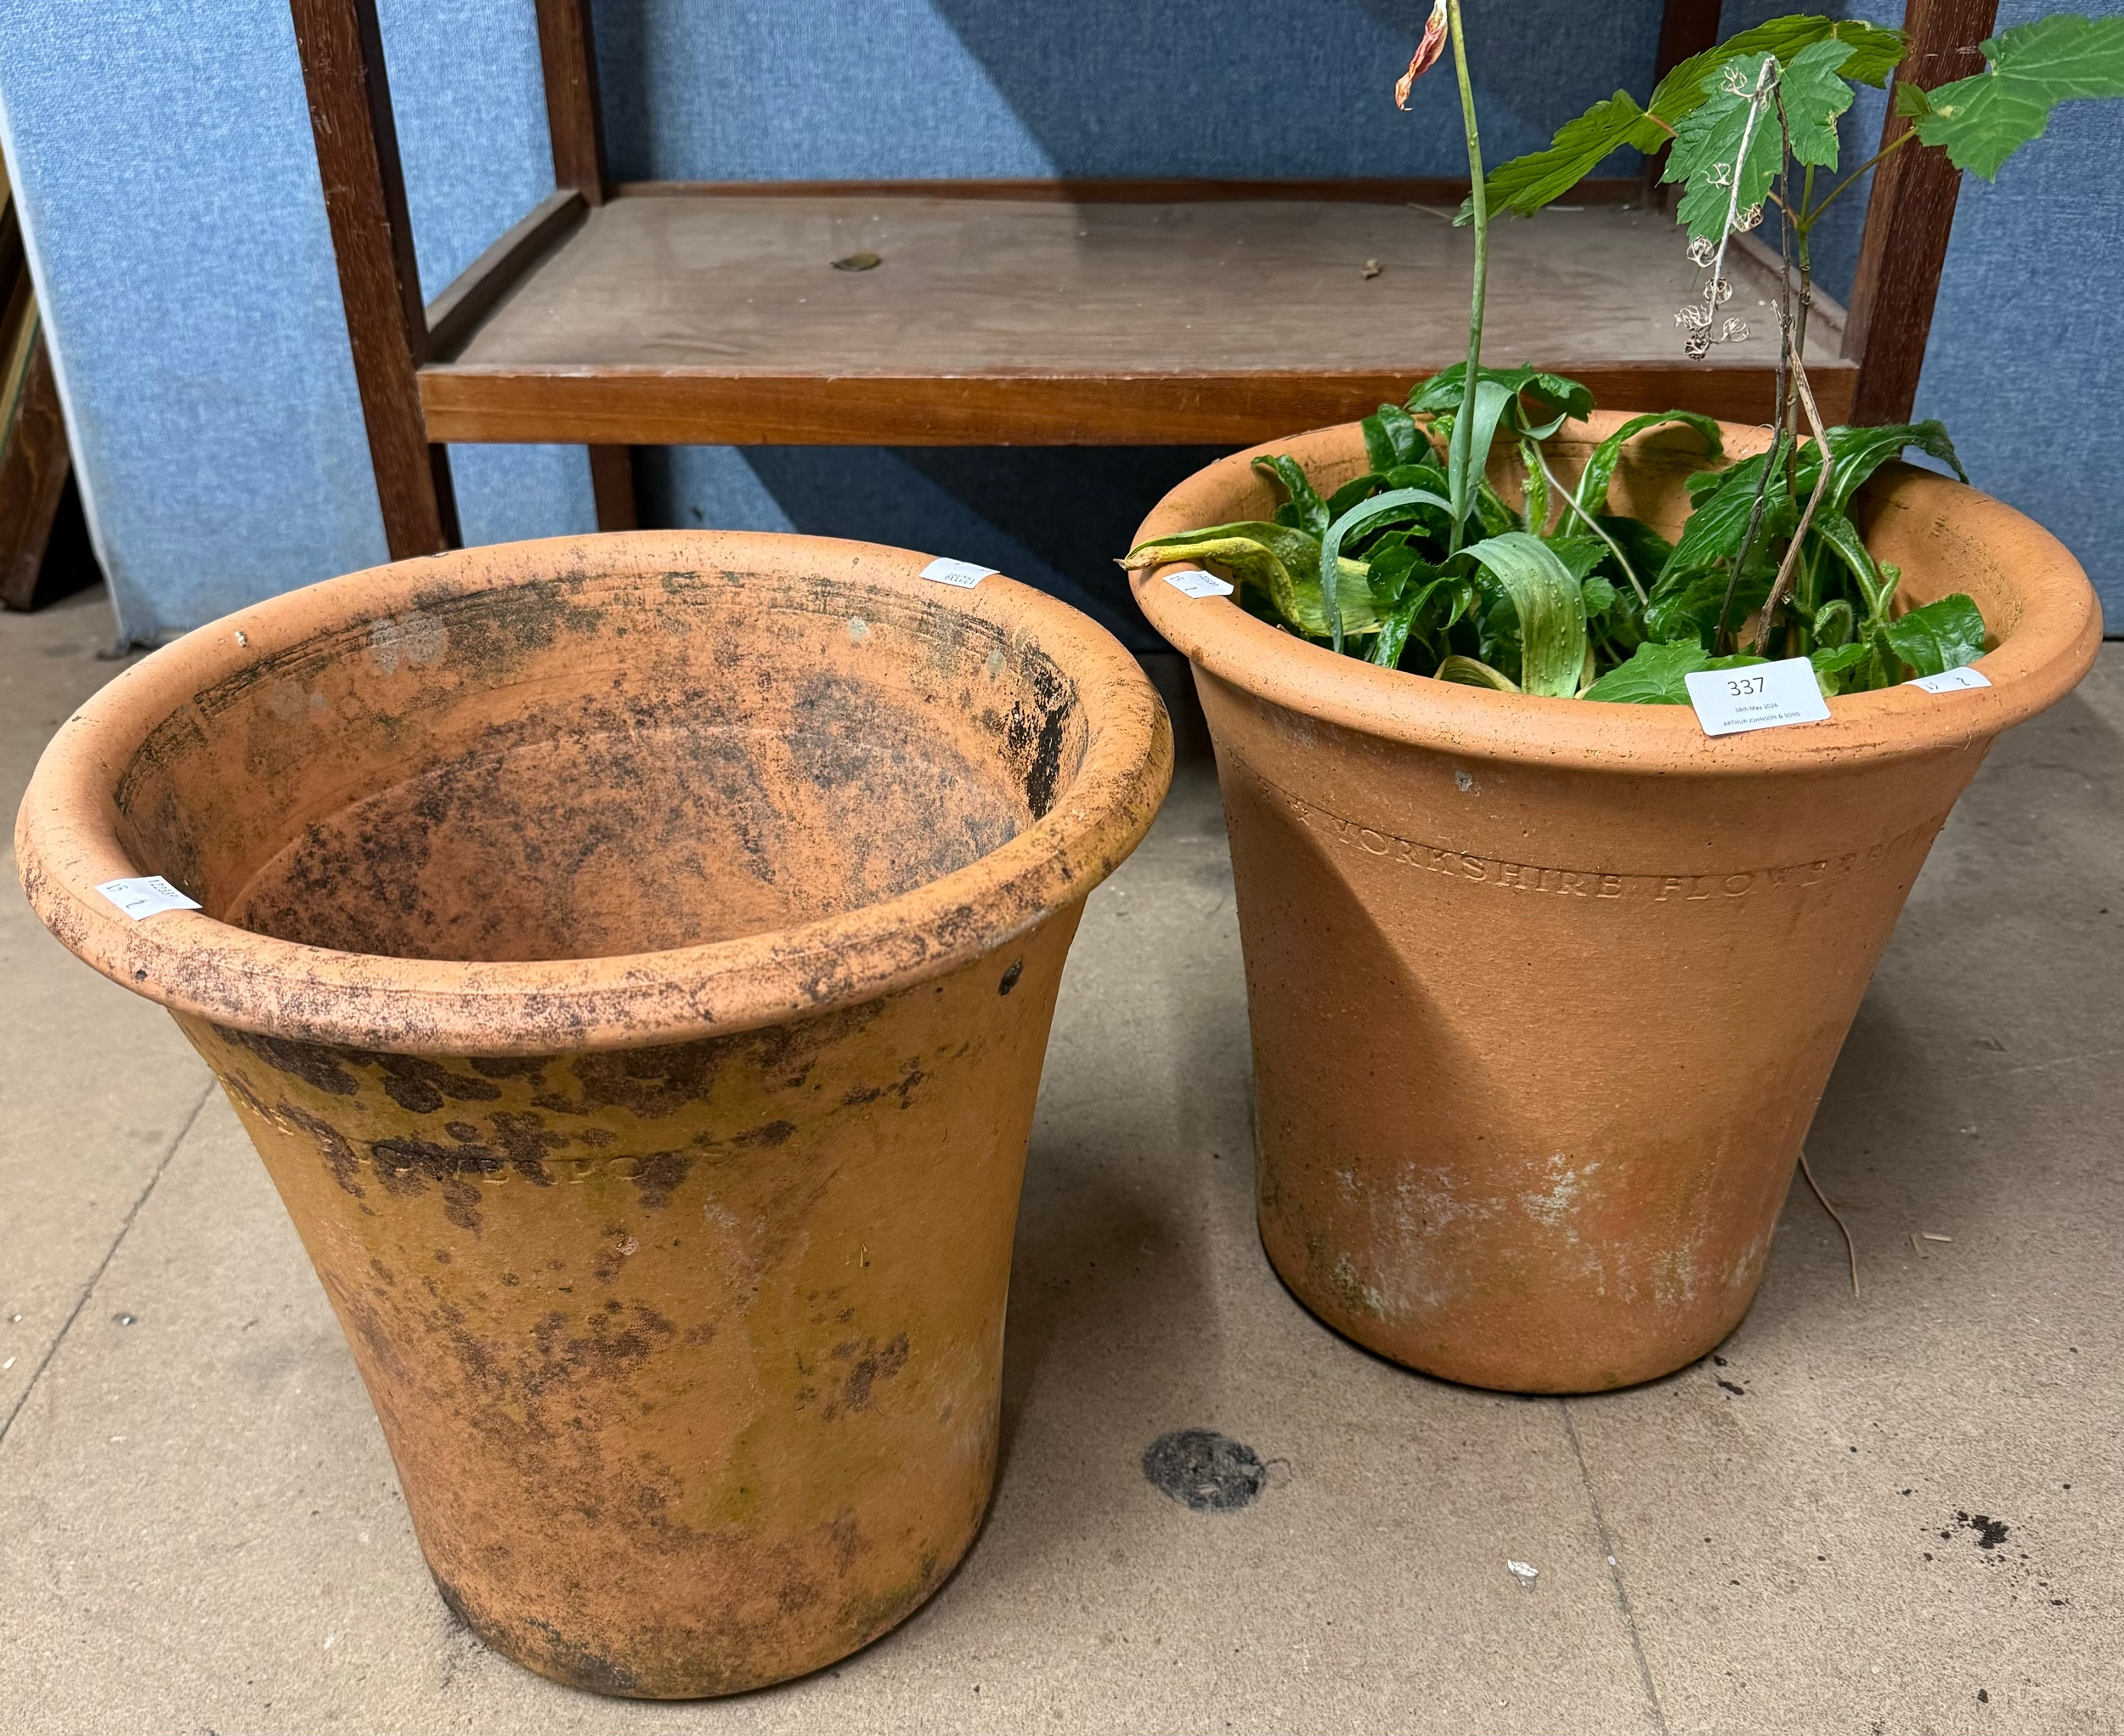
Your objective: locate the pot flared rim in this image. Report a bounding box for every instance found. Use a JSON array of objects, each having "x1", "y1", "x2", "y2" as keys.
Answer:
[
  {"x1": 14, "y1": 531, "x2": 1173, "y2": 1055},
  {"x1": 1132, "y1": 416, "x2": 2101, "y2": 775}
]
